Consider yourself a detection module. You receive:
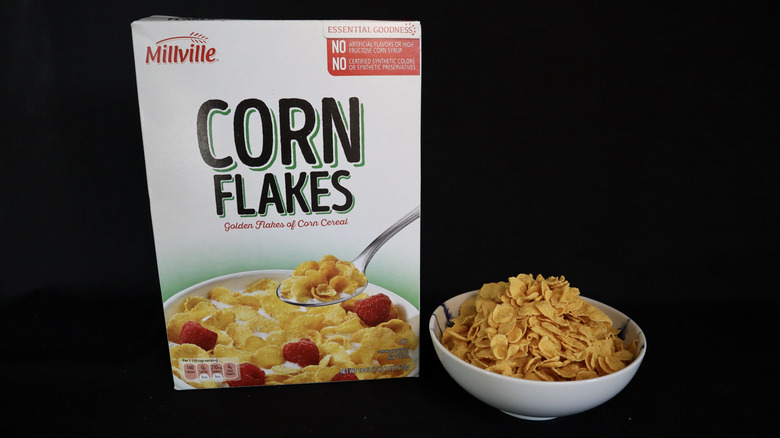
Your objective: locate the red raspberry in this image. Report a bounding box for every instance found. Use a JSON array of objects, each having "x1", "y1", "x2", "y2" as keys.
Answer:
[
  {"x1": 353, "y1": 293, "x2": 392, "y2": 326},
  {"x1": 283, "y1": 338, "x2": 320, "y2": 366},
  {"x1": 331, "y1": 371, "x2": 359, "y2": 382},
  {"x1": 179, "y1": 320, "x2": 218, "y2": 350},
  {"x1": 227, "y1": 363, "x2": 266, "y2": 387}
]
